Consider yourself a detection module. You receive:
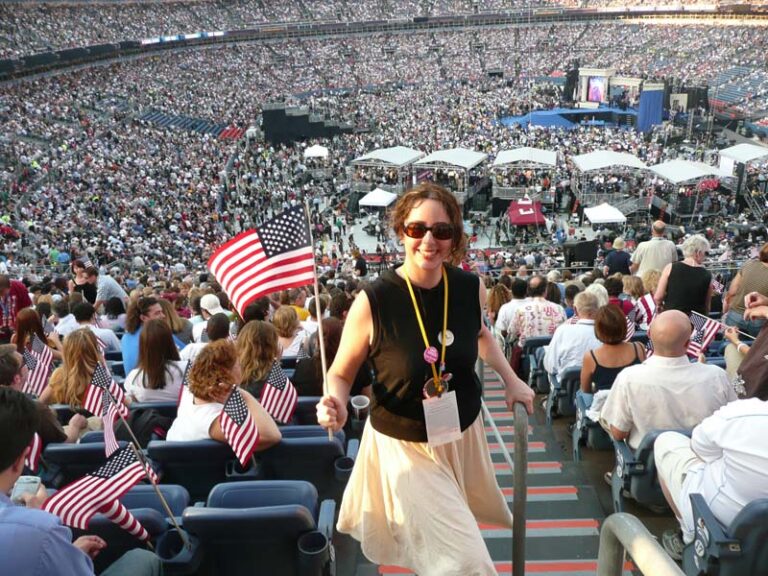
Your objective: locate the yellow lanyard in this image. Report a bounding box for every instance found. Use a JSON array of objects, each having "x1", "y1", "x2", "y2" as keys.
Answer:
[{"x1": 403, "y1": 266, "x2": 449, "y2": 391}]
